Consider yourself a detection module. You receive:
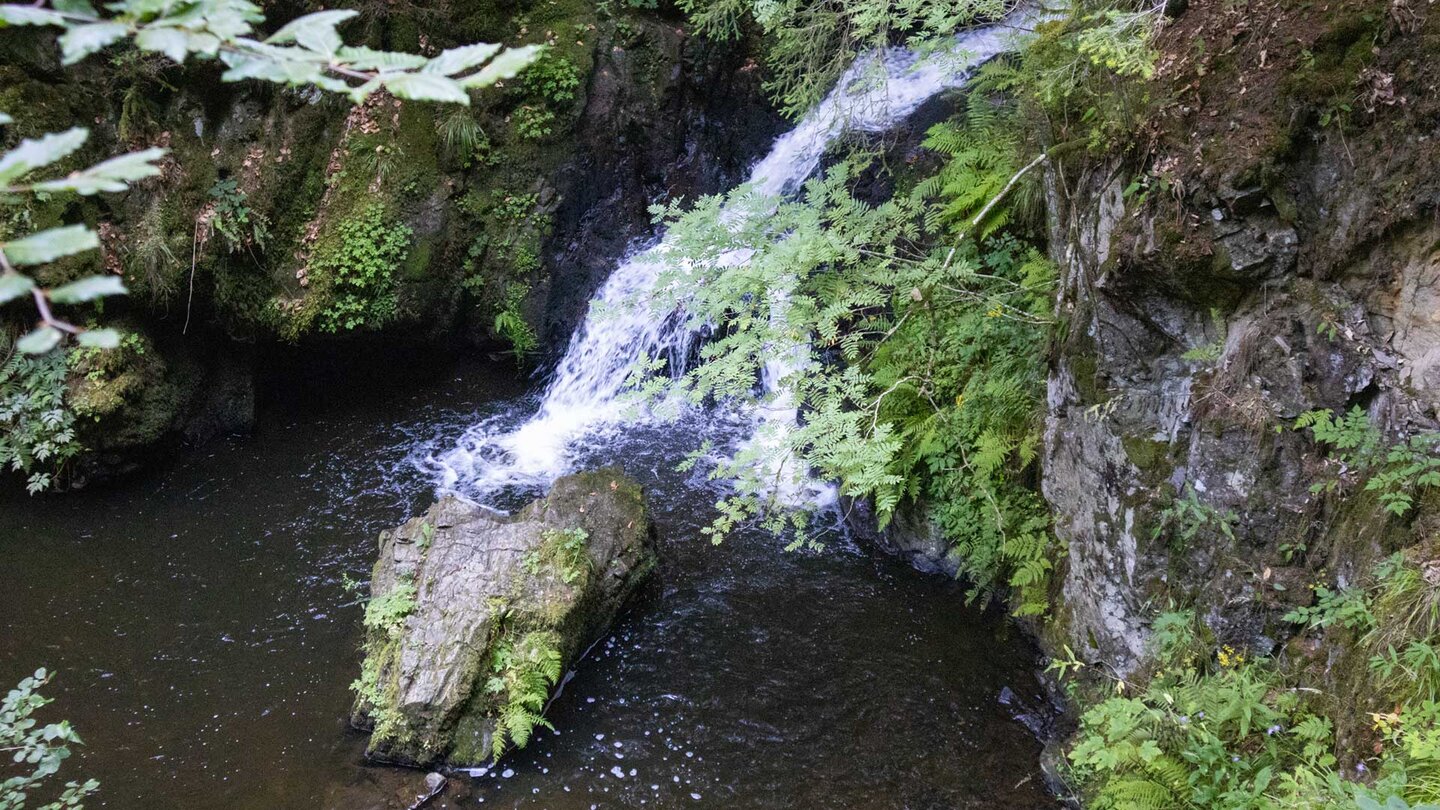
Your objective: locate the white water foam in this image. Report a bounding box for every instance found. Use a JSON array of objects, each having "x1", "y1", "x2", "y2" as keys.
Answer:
[{"x1": 426, "y1": 15, "x2": 1034, "y2": 503}]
